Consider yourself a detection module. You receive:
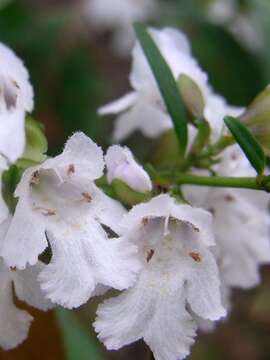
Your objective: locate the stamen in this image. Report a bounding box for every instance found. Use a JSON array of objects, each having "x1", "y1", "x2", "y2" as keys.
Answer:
[
  {"x1": 189, "y1": 252, "x2": 202, "y2": 262},
  {"x1": 142, "y1": 217, "x2": 149, "y2": 226},
  {"x1": 67, "y1": 164, "x2": 75, "y2": 175},
  {"x1": 33, "y1": 207, "x2": 56, "y2": 216},
  {"x1": 184, "y1": 221, "x2": 200, "y2": 232},
  {"x1": 82, "y1": 192, "x2": 92, "y2": 203},
  {"x1": 30, "y1": 170, "x2": 40, "y2": 185},
  {"x1": 147, "y1": 249, "x2": 155, "y2": 262},
  {"x1": 224, "y1": 194, "x2": 235, "y2": 202}
]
